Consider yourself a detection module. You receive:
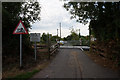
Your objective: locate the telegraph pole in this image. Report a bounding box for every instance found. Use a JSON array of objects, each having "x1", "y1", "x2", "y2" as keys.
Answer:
[
  {"x1": 89, "y1": 26, "x2": 91, "y2": 47},
  {"x1": 57, "y1": 29, "x2": 58, "y2": 37},
  {"x1": 79, "y1": 29, "x2": 80, "y2": 38},
  {"x1": 48, "y1": 33, "x2": 51, "y2": 60},
  {"x1": 79, "y1": 29, "x2": 82, "y2": 45},
  {"x1": 60, "y1": 23, "x2": 61, "y2": 39}
]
